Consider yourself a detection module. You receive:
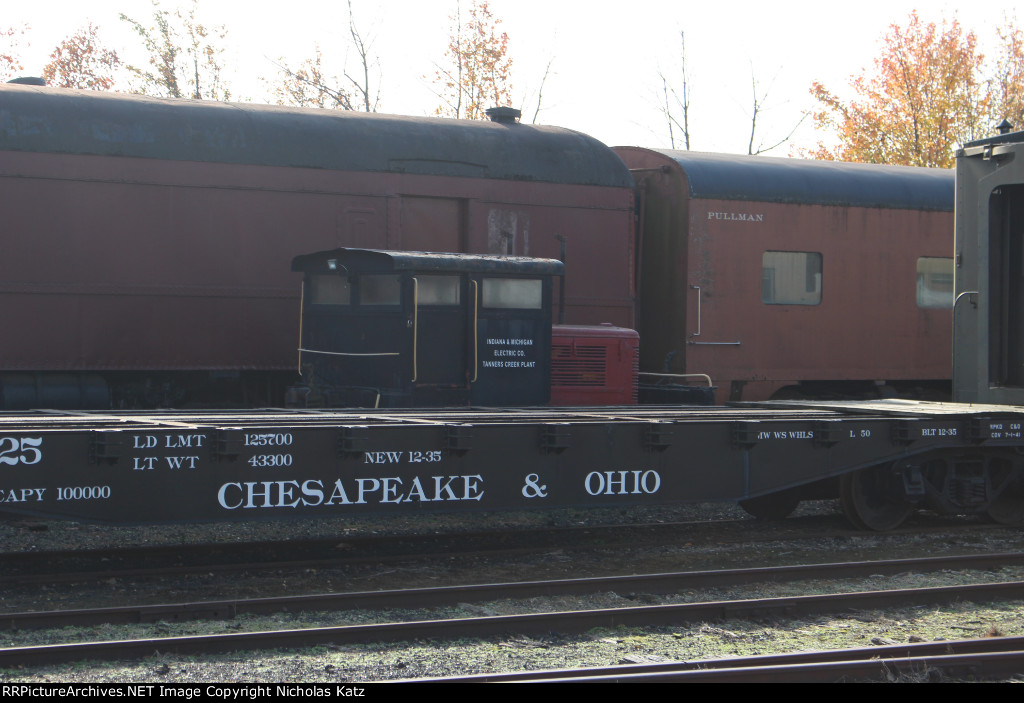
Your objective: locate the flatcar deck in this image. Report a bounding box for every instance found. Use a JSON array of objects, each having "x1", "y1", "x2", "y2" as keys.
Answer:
[{"x1": 1, "y1": 402, "x2": 1022, "y2": 524}]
